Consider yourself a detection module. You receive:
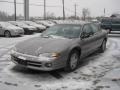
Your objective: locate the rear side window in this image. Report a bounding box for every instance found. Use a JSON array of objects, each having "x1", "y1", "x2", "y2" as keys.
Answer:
[
  {"x1": 90, "y1": 24, "x2": 100, "y2": 33},
  {"x1": 102, "y1": 19, "x2": 111, "y2": 24},
  {"x1": 112, "y1": 19, "x2": 120, "y2": 24}
]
